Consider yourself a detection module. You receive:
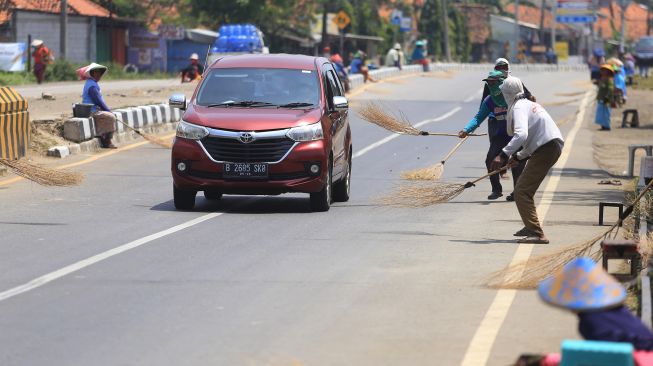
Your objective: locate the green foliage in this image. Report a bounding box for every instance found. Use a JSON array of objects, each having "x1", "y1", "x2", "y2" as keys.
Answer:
[
  {"x1": 44, "y1": 59, "x2": 79, "y2": 82},
  {"x1": 0, "y1": 71, "x2": 35, "y2": 85}
]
